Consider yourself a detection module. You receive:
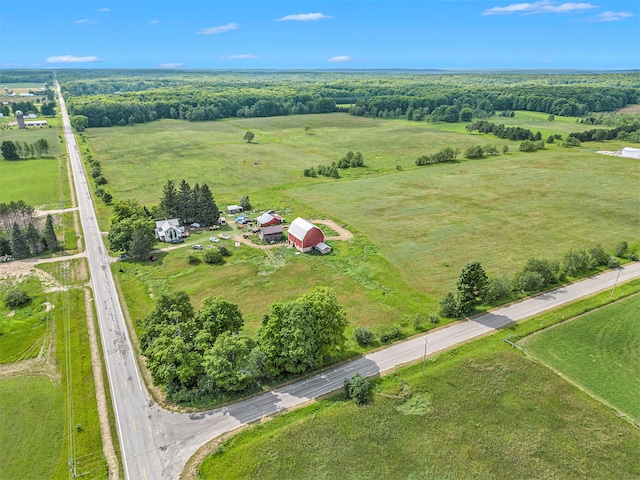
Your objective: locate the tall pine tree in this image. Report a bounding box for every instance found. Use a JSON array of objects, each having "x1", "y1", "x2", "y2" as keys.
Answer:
[
  {"x1": 43, "y1": 214, "x2": 59, "y2": 251},
  {"x1": 159, "y1": 180, "x2": 178, "y2": 219},
  {"x1": 197, "y1": 184, "x2": 219, "y2": 225},
  {"x1": 24, "y1": 222, "x2": 44, "y2": 254},
  {"x1": 10, "y1": 223, "x2": 30, "y2": 259},
  {"x1": 177, "y1": 179, "x2": 193, "y2": 224}
]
